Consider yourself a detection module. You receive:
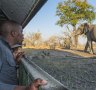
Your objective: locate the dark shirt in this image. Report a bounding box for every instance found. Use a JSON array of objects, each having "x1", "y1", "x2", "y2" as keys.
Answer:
[{"x1": 0, "y1": 37, "x2": 17, "y2": 90}]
